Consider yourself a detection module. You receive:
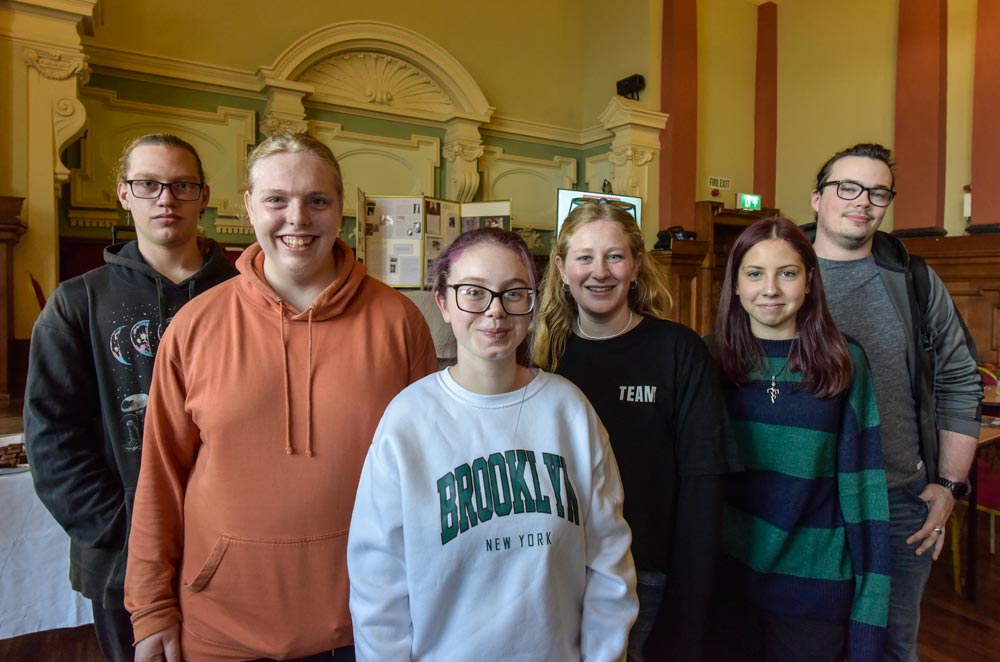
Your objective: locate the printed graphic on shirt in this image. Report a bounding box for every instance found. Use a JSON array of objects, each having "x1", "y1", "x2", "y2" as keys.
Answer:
[
  {"x1": 437, "y1": 449, "x2": 579, "y2": 545},
  {"x1": 619, "y1": 385, "x2": 657, "y2": 403},
  {"x1": 105, "y1": 302, "x2": 176, "y2": 453}
]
